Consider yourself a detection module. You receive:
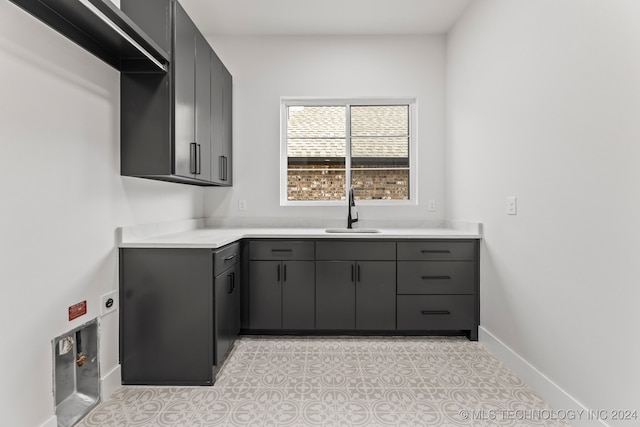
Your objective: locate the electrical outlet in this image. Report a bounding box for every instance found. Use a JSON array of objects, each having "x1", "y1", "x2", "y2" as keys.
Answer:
[
  {"x1": 101, "y1": 291, "x2": 118, "y2": 316},
  {"x1": 427, "y1": 200, "x2": 436, "y2": 212},
  {"x1": 238, "y1": 199, "x2": 247, "y2": 211},
  {"x1": 507, "y1": 196, "x2": 517, "y2": 215}
]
